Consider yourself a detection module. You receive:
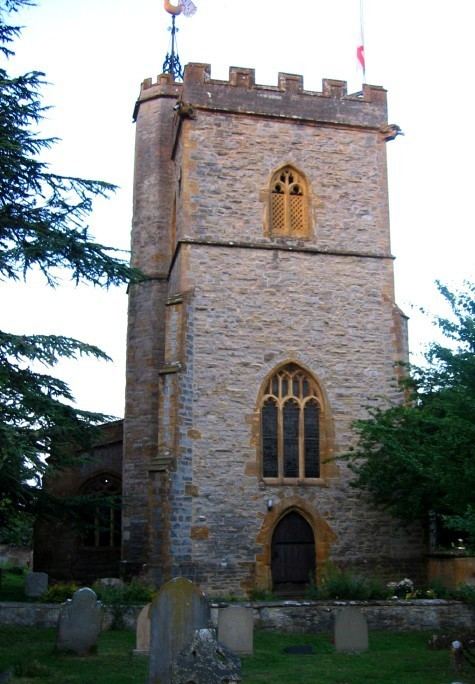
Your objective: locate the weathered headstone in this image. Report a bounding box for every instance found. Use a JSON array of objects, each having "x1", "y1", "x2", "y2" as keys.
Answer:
[
  {"x1": 133, "y1": 602, "x2": 151, "y2": 656},
  {"x1": 24, "y1": 571, "x2": 48, "y2": 598},
  {"x1": 334, "y1": 606, "x2": 369, "y2": 653},
  {"x1": 218, "y1": 605, "x2": 254, "y2": 655},
  {"x1": 148, "y1": 577, "x2": 210, "y2": 684},
  {"x1": 56, "y1": 587, "x2": 103, "y2": 656},
  {"x1": 95, "y1": 577, "x2": 124, "y2": 590},
  {"x1": 171, "y1": 628, "x2": 241, "y2": 683}
]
